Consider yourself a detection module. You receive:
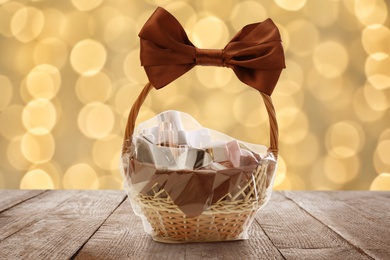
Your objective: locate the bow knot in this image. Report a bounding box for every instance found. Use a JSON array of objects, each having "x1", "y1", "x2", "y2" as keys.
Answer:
[
  {"x1": 195, "y1": 48, "x2": 226, "y2": 67},
  {"x1": 139, "y1": 7, "x2": 285, "y2": 95}
]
